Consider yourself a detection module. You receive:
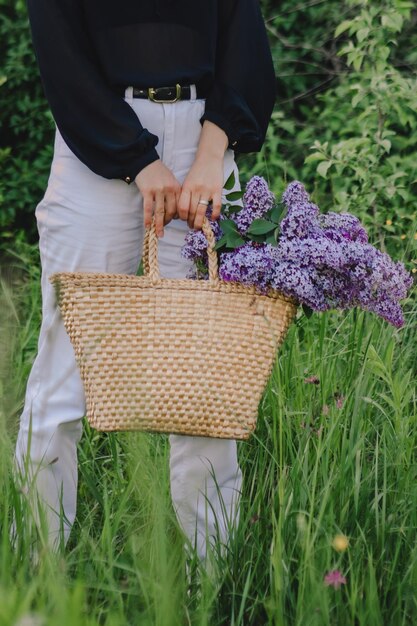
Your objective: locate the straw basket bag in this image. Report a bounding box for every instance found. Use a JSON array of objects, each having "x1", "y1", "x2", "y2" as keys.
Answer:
[{"x1": 49, "y1": 216, "x2": 297, "y2": 440}]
